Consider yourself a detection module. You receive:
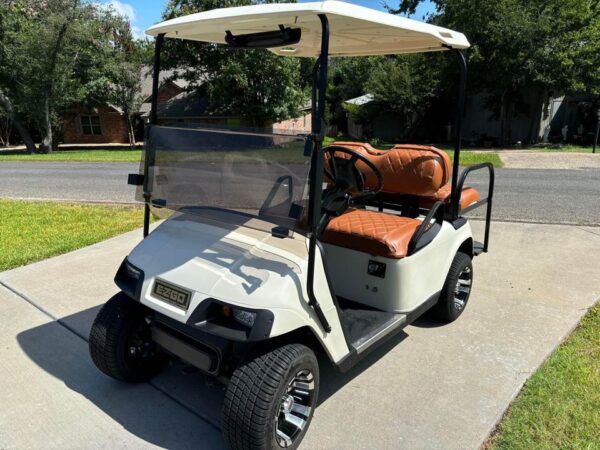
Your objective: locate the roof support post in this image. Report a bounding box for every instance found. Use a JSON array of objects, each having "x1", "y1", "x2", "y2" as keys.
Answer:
[
  {"x1": 143, "y1": 33, "x2": 165, "y2": 238},
  {"x1": 306, "y1": 14, "x2": 332, "y2": 333},
  {"x1": 149, "y1": 34, "x2": 165, "y2": 127},
  {"x1": 450, "y1": 49, "x2": 467, "y2": 221}
]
